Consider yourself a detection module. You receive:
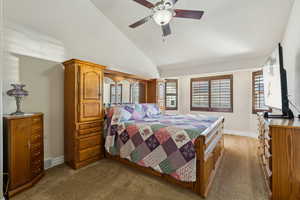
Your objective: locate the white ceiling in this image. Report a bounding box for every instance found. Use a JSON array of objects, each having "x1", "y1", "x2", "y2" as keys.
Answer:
[{"x1": 91, "y1": 0, "x2": 294, "y2": 77}]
